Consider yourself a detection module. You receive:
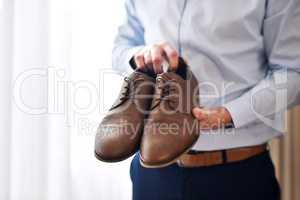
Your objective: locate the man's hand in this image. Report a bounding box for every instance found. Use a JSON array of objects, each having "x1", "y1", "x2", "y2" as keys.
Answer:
[
  {"x1": 192, "y1": 107, "x2": 233, "y2": 130},
  {"x1": 134, "y1": 42, "x2": 179, "y2": 74}
]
